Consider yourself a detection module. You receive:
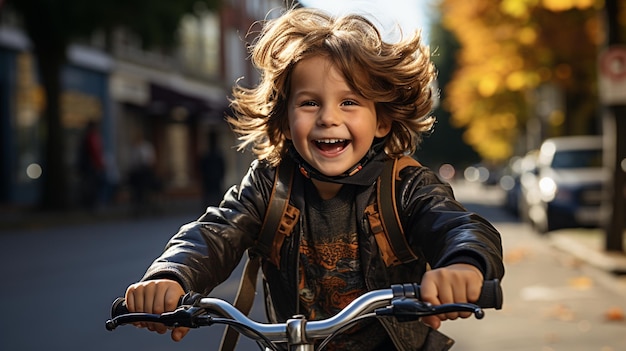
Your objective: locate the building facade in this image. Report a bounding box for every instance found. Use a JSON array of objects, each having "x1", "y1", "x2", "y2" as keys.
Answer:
[{"x1": 0, "y1": 0, "x2": 285, "y2": 209}]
